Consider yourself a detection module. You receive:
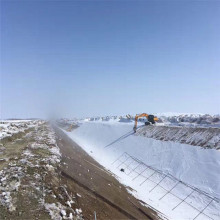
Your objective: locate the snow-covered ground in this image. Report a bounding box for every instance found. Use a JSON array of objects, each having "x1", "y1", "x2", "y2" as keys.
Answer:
[
  {"x1": 0, "y1": 120, "x2": 38, "y2": 139},
  {"x1": 64, "y1": 119, "x2": 220, "y2": 220},
  {"x1": 66, "y1": 113, "x2": 220, "y2": 128},
  {"x1": 157, "y1": 113, "x2": 220, "y2": 128}
]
